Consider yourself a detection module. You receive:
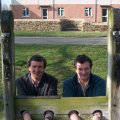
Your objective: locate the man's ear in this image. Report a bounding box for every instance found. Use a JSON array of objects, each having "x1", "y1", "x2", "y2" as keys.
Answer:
[{"x1": 28, "y1": 67, "x2": 31, "y2": 72}]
